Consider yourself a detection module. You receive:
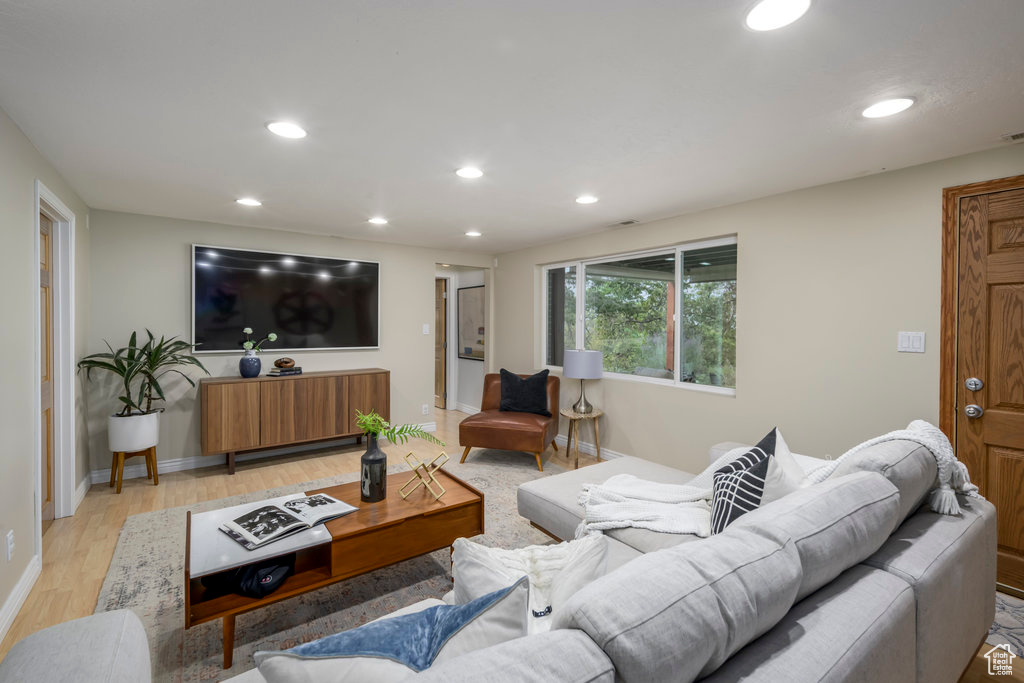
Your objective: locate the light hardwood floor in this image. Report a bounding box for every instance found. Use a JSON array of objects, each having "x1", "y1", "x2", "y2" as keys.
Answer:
[{"x1": 0, "y1": 409, "x2": 1011, "y2": 681}]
